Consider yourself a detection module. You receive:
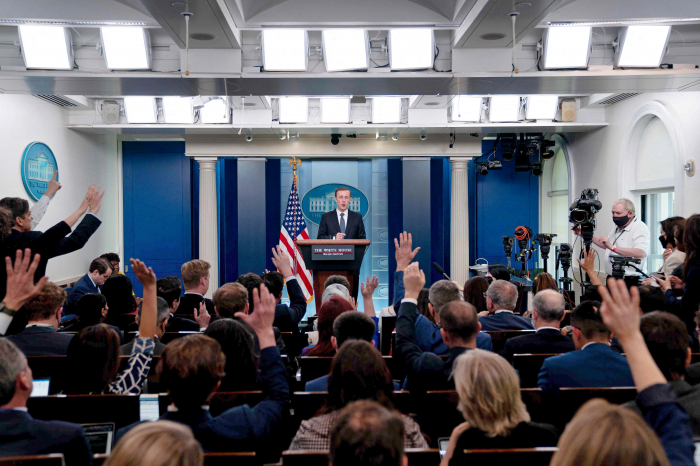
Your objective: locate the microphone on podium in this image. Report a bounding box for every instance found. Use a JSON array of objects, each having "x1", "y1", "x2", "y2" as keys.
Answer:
[{"x1": 432, "y1": 262, "x2": 451, "y2": 281}]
